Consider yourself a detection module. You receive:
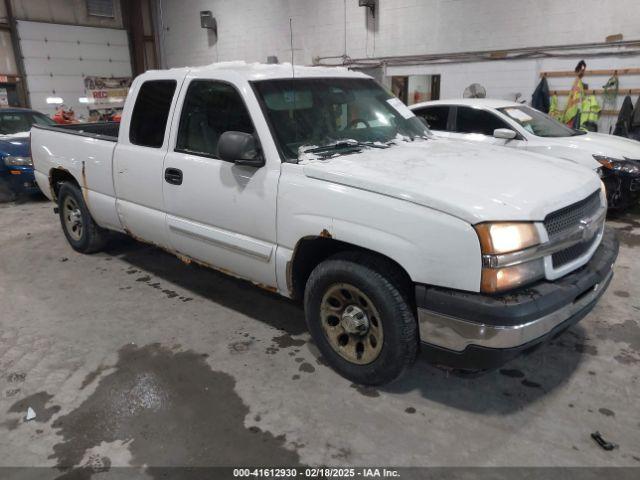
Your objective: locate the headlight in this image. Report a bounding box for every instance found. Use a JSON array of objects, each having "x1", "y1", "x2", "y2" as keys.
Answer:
[
  {"x1": 593, "y1": 155, "x2": 640, "y2": 175},
  {"x1": 4, "y1": 155, "x2": 33, "y2": 167},
  {"x1": 474, "y1": 222, "x2": 540, "y2": 254},
  {"x1": 475, "y1": 222, "x2": 543, "y2": 293}
]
